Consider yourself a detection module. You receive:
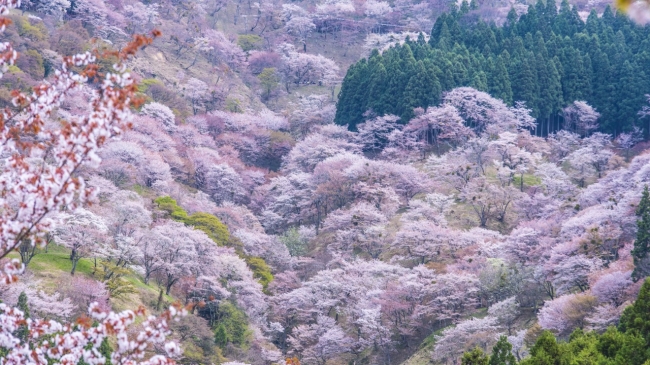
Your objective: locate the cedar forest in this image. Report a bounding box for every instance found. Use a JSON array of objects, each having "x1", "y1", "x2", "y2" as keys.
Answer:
[{"x1": 3, "y1": 0, "x2": 650, "y2": 364}]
